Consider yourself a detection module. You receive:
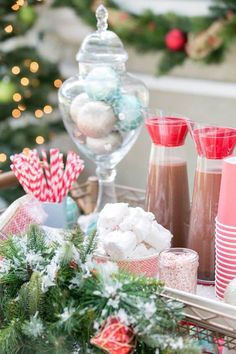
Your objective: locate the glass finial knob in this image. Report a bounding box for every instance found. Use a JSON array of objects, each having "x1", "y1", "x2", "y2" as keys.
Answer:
[{"x1": 96, "y1": 4, "x2": 108, "y2": 32}]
